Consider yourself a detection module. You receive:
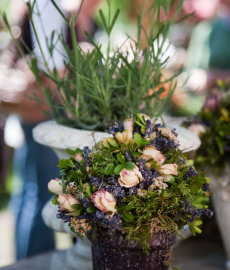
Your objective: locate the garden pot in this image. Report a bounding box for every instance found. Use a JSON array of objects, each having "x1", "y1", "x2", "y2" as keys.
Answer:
[
  {"x1": 87, "y1": 227, "x2": 176, "y2": 270},
  {"x1": 33, "y1": 119, "x2": 200, "y2": 270},
  {"x1": 208, "y1": 164, "x2": 230, "y2": 270}
]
